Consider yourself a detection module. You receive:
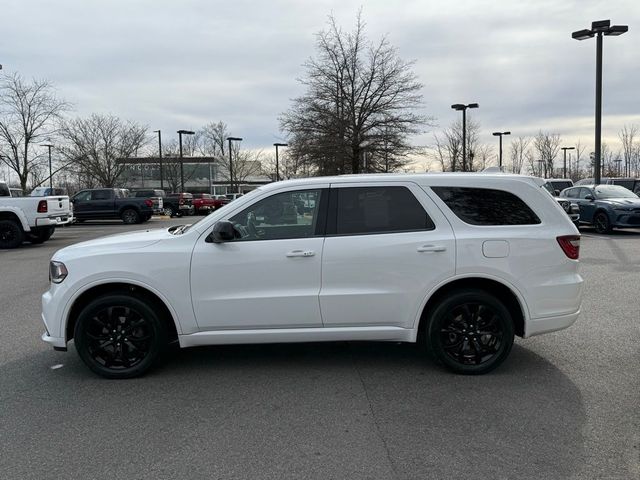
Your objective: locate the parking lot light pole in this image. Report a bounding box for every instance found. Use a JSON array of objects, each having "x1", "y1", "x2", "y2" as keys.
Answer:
[
  {"x1": 153, "y1": 130, "x2": 163, "y2": 190},
  {"x1": 561, "y1": 146, "x2": 575, "y2": 179},
  {"x1": 273, "y1": 143, "x2": 288, "y2": 181},
  {"x1": 572, "y1": 20, "x2": 628, "y2": 185},
  {"x1": 226, "y1": 137, "x2": 243, "y2": 193},
  {"x1": 40, "y1": 144, "x2": 54, "y2": 188},
  {"x1": 491, "y1": 132, "x2": 510, "y2": 170},
  {"x1": 451, "y1": 103, "x2": 479, "y2": 172},
  {"x1": 177, "y1": 130, "x2": 195, "y2": 192}
]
